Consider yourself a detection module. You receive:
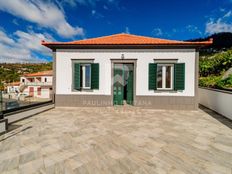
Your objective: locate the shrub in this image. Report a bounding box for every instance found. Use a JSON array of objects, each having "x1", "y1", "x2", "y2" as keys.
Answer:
[
  {"x1": 215, "y1": 75, "x2": 232, "y2": 89},
  {"x1": 199, "y1": 76, "x2": 222, "y2": 88},
  {"x1": 199, "y1": 75, "x2": 232, "y2": 89},
  {"x1": 199, "y1": 49, "x2": 232, "y2": 77}
]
